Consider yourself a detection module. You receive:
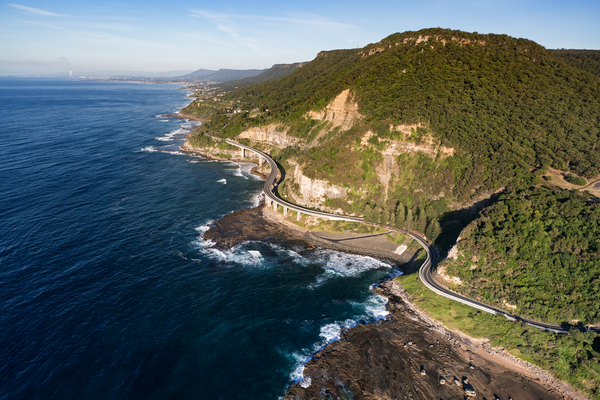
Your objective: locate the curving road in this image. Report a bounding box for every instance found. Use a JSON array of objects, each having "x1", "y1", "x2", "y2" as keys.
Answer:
[
  {"x1": 208, "y1": 135, "x2": 598, "y2": 334},
  {"x1": 223, "y1": 138, "x2": 363, "y2": 223},
  {"x1": 412, "y1": 233, "x2": 595, "y2": 334}
]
